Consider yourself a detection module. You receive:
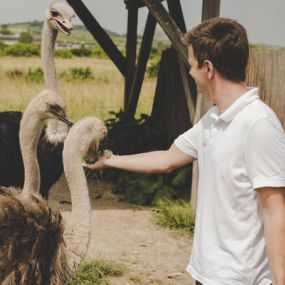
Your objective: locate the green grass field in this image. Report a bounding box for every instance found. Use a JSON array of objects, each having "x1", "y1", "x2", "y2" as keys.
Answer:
[{"x1": 0, "y1": 57, "x2": 156, "y2": 121}]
